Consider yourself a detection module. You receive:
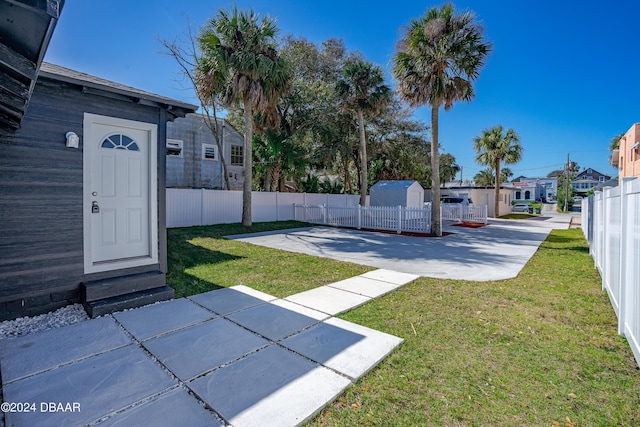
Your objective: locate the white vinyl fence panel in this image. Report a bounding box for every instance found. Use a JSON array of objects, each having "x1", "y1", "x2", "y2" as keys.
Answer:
[
  {"x1": 583, "y1": 177, "x2": 640, "y2": 367},
  {"x1": 441, "y1": 204, "x2": 488, "y2": 224},
  {"x1": 166, "y1": 189, "x2": 360, "y2": 228},
  {"x1": 294, "y1": 204, "x2": 432, "y2": 234}
]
